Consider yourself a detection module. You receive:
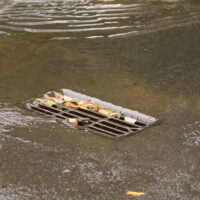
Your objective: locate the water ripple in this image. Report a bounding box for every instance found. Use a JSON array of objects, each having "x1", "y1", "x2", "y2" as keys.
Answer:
[
  {"x1": 0, "y1": 0, "x2": 199, "y2": 39},
  {"x1": 0, "y1": 103, "x2": 55, "y2": 134},
  {"x1": 183, "y1": 121, "x2": 200, "y2": 147}
]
